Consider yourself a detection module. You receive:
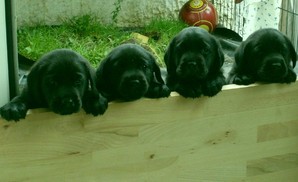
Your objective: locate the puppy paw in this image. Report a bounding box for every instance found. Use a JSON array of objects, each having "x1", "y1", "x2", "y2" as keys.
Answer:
[
  {"x1": 283, "y1": 70, "x2": 297, "y2": 83},
  {"x1": 160, "y1": 85, "x2": 171, "y2": 97},
  {"x1": 232, "y1": 74, "x2": 255, "y2": 85},
  {"x1": 175, "y1": 84, "x2": 202, "y2": 98},
  {"x1": 0, "y1": 102, "x2": 28, "y2": 122},
  {"x1": 83, "y1": 91, "x2": 108, "y2": 116},
  {"x1": 146, "y1": 84, "x2": 171, "y2": 98},
  {"x1": 203, "y1": 77, "x2": 226, "y2": 97}
]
